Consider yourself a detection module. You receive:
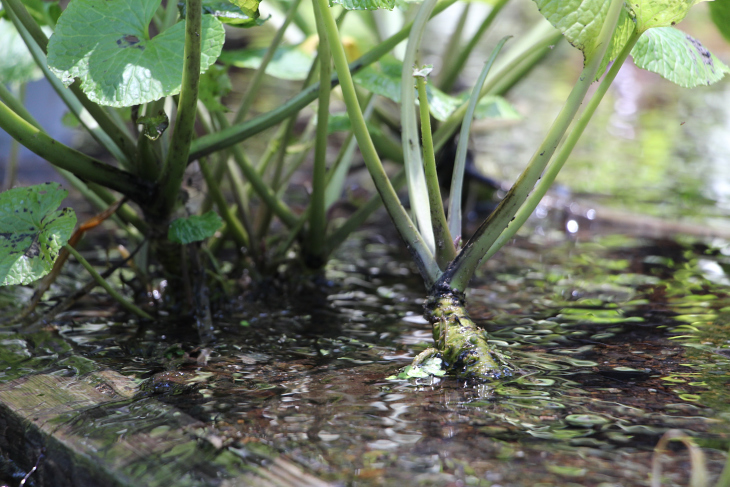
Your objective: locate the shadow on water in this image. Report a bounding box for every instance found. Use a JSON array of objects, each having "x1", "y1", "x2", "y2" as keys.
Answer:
[{"x1": 3, "y1": 225, "x2": 730, "y2": 486}]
